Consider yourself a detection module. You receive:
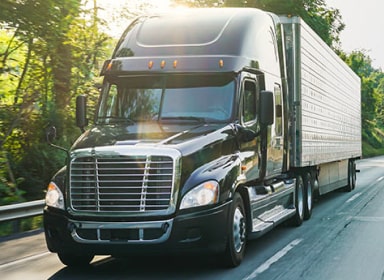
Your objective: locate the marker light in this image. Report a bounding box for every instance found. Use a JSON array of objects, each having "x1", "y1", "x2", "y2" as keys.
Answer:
[
  {"x1": 219, "y1": 59, "x2": 224, "y2": 68},
  {"x1": 173, "y1": 60, "x2": 178, "y2": 68},
  {"x1": 106, "y1": 62, "x2": 112, "y2": 71},
  {"x1": 148, "y1": 61, "x2": 154, "y2": 69},
  {"x1": 161, "y1": 60, "x2": 166, "y2": 69}
]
